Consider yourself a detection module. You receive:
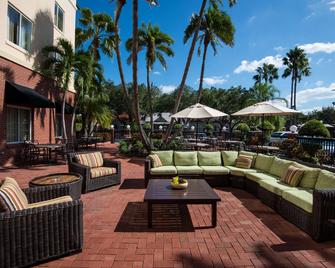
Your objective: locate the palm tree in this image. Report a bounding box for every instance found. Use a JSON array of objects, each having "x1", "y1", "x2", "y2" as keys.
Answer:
[
  {"x1": 165, "y1": 0, "x2": 236, "y2": 141},
  {"x1": 248, "y1": 83, "x2": 280, "y2": 103},
  {"x1": 76, "y1": 8, "x2": 115, "y2": 63},
  {"x1": 126, "y1": 23, "x2": 174, "y2": 132},
  {"x1": 282, "y1": 47, "x2": 311, "y2": 110},
  {"x1": 184, "y1": 8, "x2": 234, "y2": 102},
  {"x1": 42, "y1": 38, "x2": 78, "y2": 142},
  {"x1": 253, "y1": 63, "x2": 279, "y2": 85}
]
